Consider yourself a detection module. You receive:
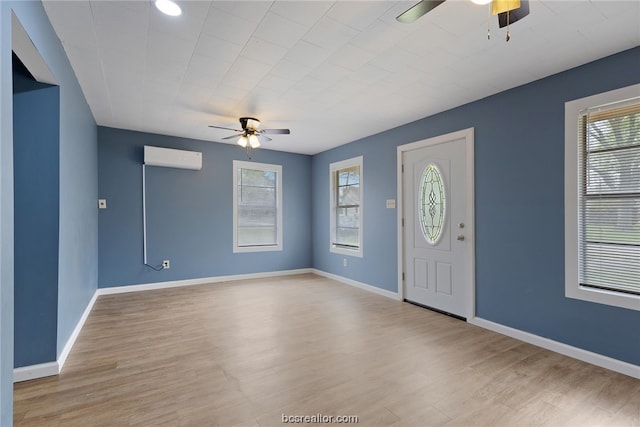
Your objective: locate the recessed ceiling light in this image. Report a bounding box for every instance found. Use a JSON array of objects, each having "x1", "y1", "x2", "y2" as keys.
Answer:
[
  {"x1": 471, "y1": 0, "x2": 492, "y2": 5},
  {"x1": 155, "y1": 0, "x2": 181, "y2": 16}
]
